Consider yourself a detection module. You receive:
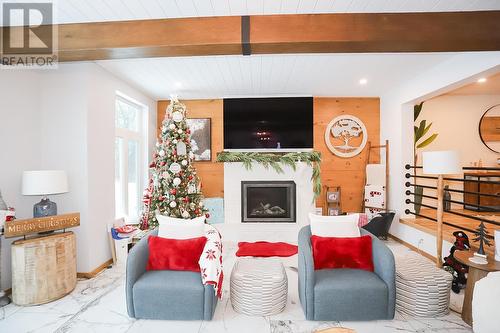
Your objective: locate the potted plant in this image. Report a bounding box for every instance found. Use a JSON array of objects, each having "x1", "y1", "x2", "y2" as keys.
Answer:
[{"x1": 413, "y1": 102, "x2": 438, "y2": 214}]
